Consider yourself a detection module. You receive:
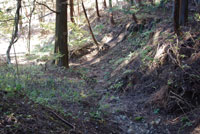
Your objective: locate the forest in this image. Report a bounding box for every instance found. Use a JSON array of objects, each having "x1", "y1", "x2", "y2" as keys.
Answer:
[{"x1": 0, "y1": 0, "x2": 200, "y2": 133}]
